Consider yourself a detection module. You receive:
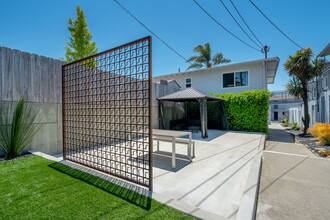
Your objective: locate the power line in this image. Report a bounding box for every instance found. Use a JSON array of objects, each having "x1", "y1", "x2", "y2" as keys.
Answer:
[
  {"x1": 218, "y1": 0, "x2": 263, "y2": 49},
  {"x1": 113, "y1": 0, "x2": 191, "y2": 64},
  {"x1": 228, "y1": 0, "x2": 264, "y2": 48},
  {"x1": 192, "y1": 0, "x2": 261, "y2": 52},
  {"x1": 248, "y1": 0, "x2": 303, "y2": 49}
]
